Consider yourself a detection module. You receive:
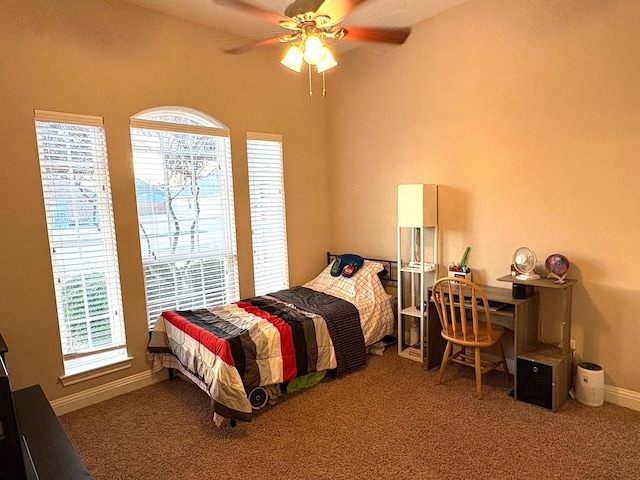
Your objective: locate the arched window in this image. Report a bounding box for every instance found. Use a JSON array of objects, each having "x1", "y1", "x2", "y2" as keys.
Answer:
[{"x1": 129, "y1": 107, "x2": 239, "y2": 329}]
